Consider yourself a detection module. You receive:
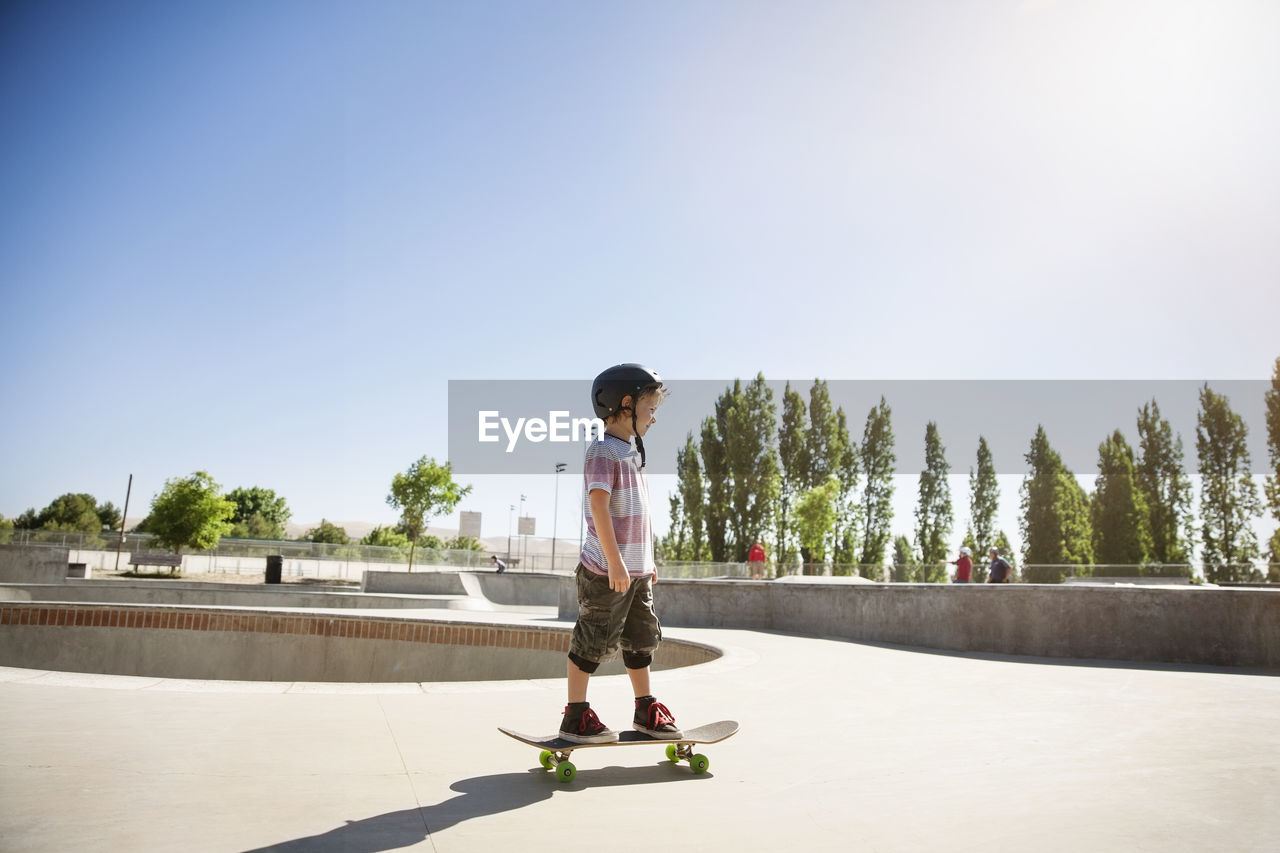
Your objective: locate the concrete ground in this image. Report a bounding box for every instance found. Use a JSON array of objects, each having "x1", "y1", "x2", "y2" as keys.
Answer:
[{"x1": 1, "y1": 609, "x2": 1277, "y2": 852}]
